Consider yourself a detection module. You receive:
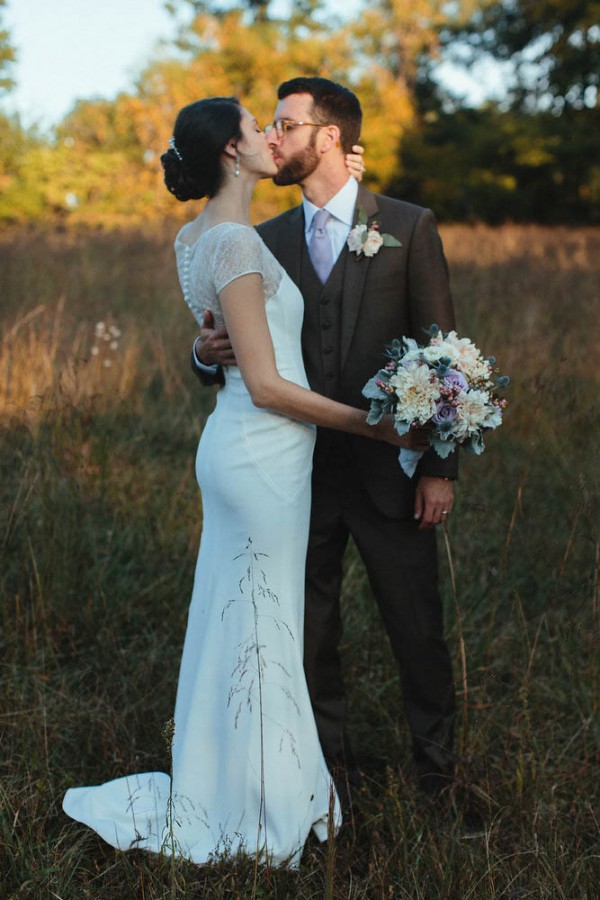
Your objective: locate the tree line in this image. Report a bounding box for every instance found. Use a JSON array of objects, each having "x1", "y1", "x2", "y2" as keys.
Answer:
[{"x1": 1, "y1": 0, "x2": 598, "y2": 226}]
